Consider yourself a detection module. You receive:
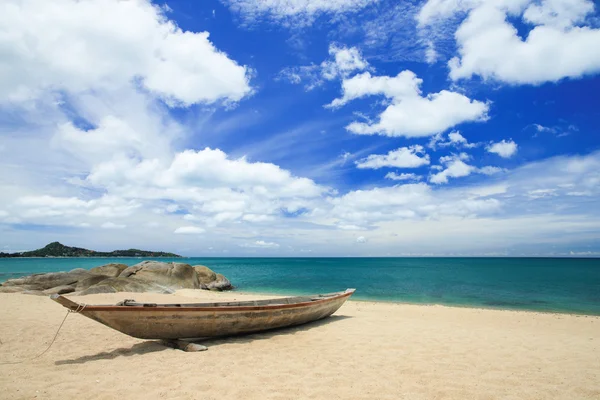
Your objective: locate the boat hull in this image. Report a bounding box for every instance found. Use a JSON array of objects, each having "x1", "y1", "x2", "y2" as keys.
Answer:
[{"x1": 51, "y1": 289, "x2": 354, "y2": 339}]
